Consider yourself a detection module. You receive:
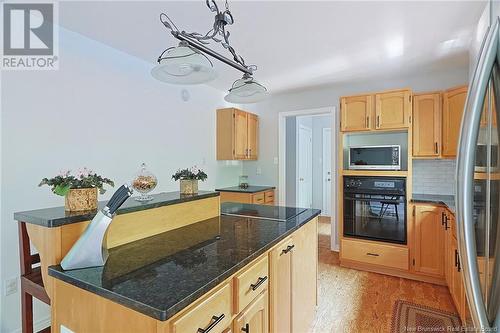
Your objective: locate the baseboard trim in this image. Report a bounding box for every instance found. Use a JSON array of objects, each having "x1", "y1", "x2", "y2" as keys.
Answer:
[
  {"x1": 10, "y1": 316, "x2": 51, "y2": 333},
  {"x1": 340, "y1": 259, "x2": 447, "y2": 286}
]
